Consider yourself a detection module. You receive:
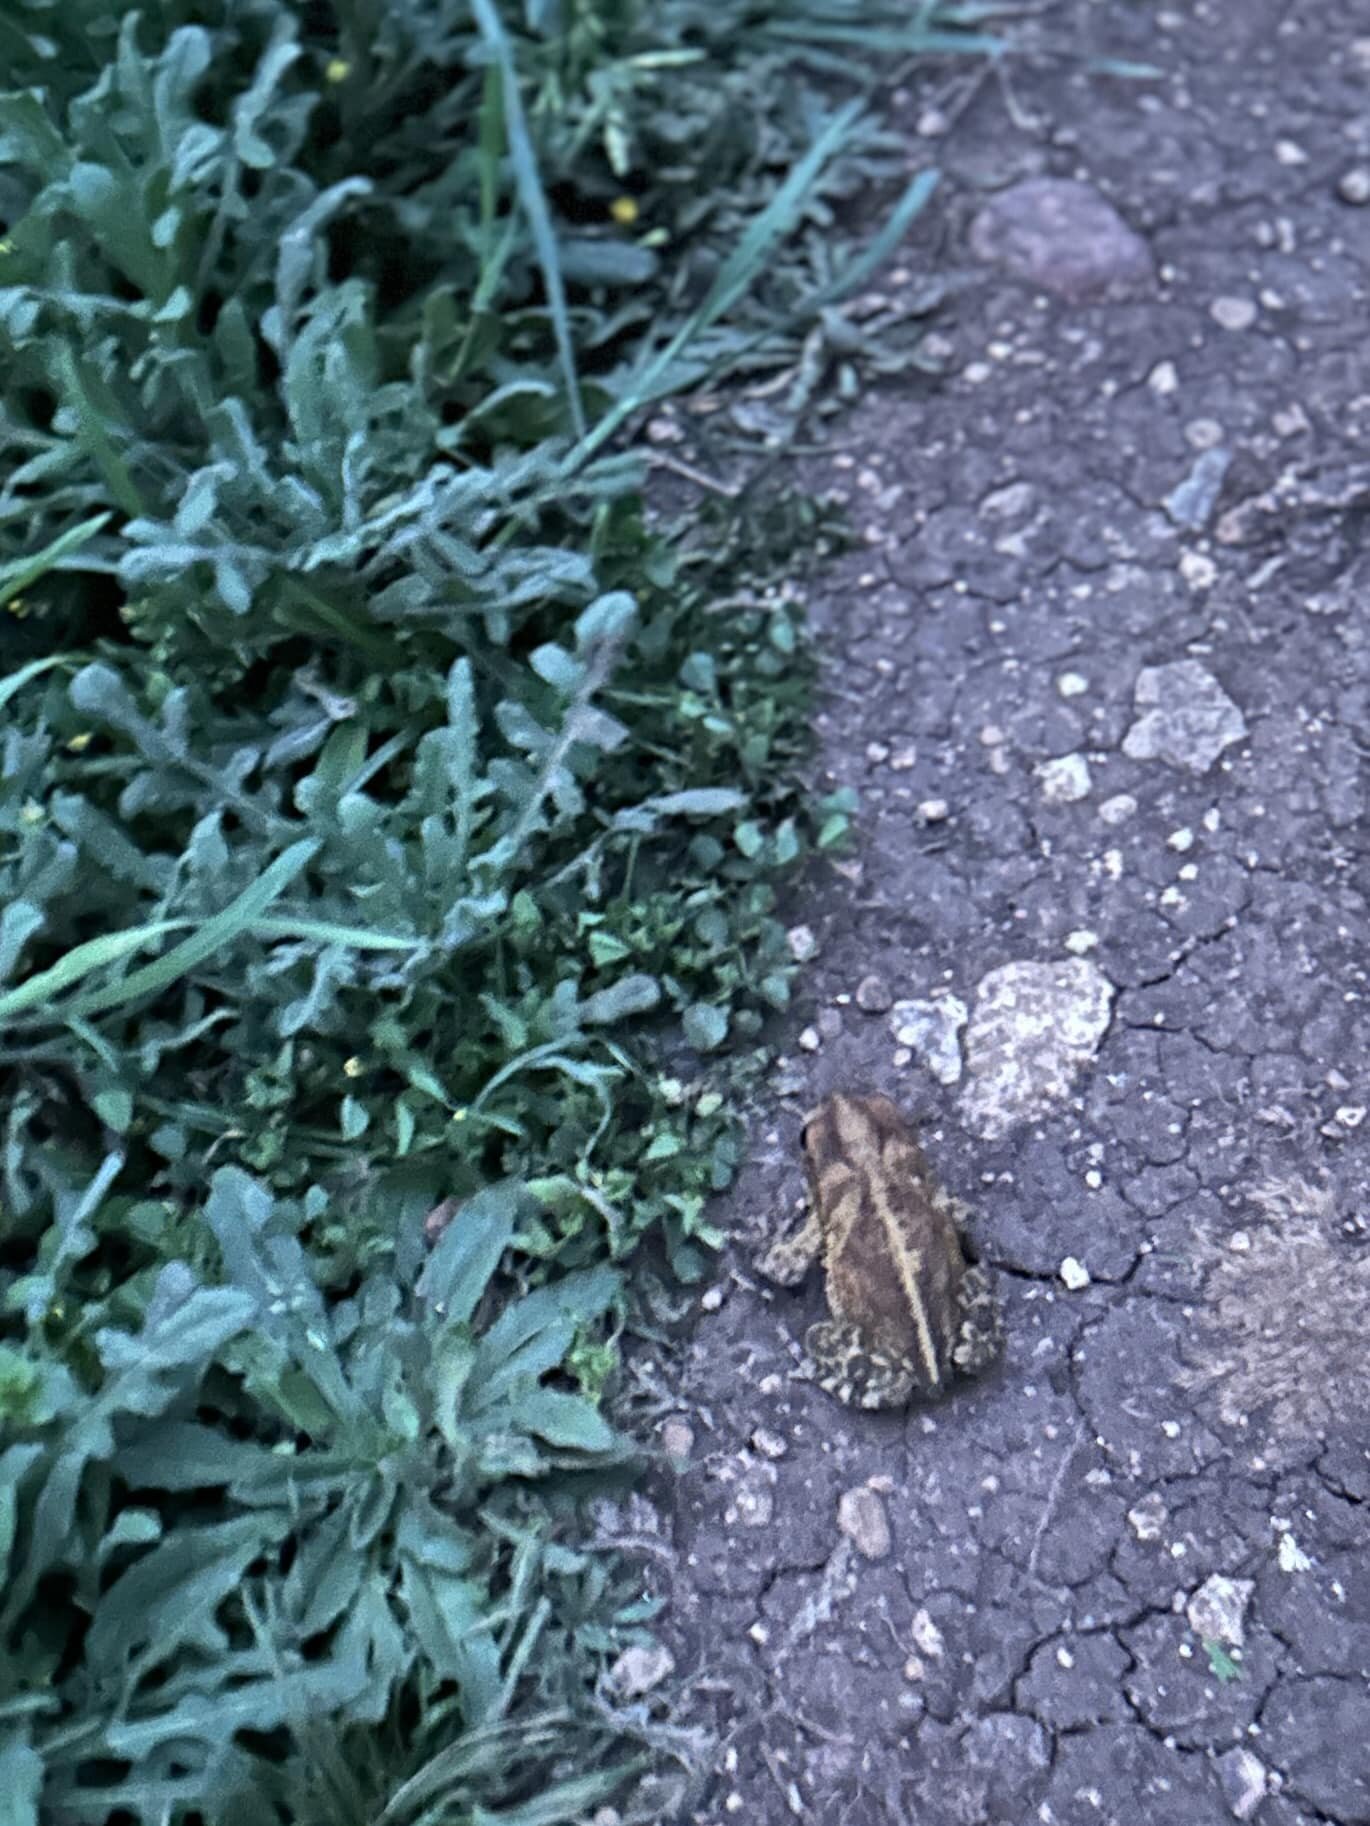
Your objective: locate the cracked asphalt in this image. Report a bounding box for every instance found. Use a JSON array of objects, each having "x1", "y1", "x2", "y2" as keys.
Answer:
[{"x1": 613, "y1": 6, "x2": 1370, "y2": 1824}]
